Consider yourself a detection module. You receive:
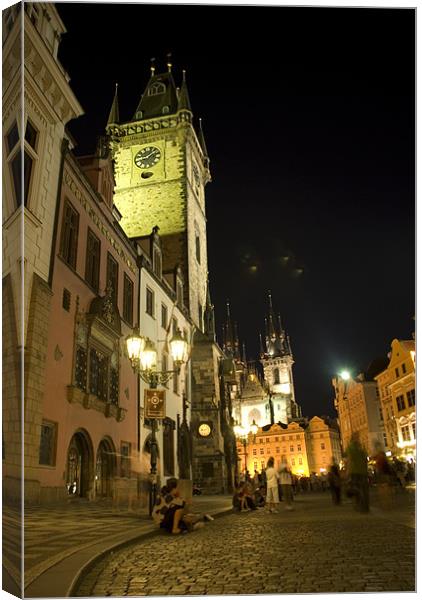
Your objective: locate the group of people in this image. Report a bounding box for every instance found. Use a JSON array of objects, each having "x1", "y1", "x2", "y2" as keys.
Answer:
[
  {"x1": 233, "y1": 457, "x2": 295, "y2": 513},
  {"x1": 153, "y1": 436, "x2": 414, "y2": 534}
]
